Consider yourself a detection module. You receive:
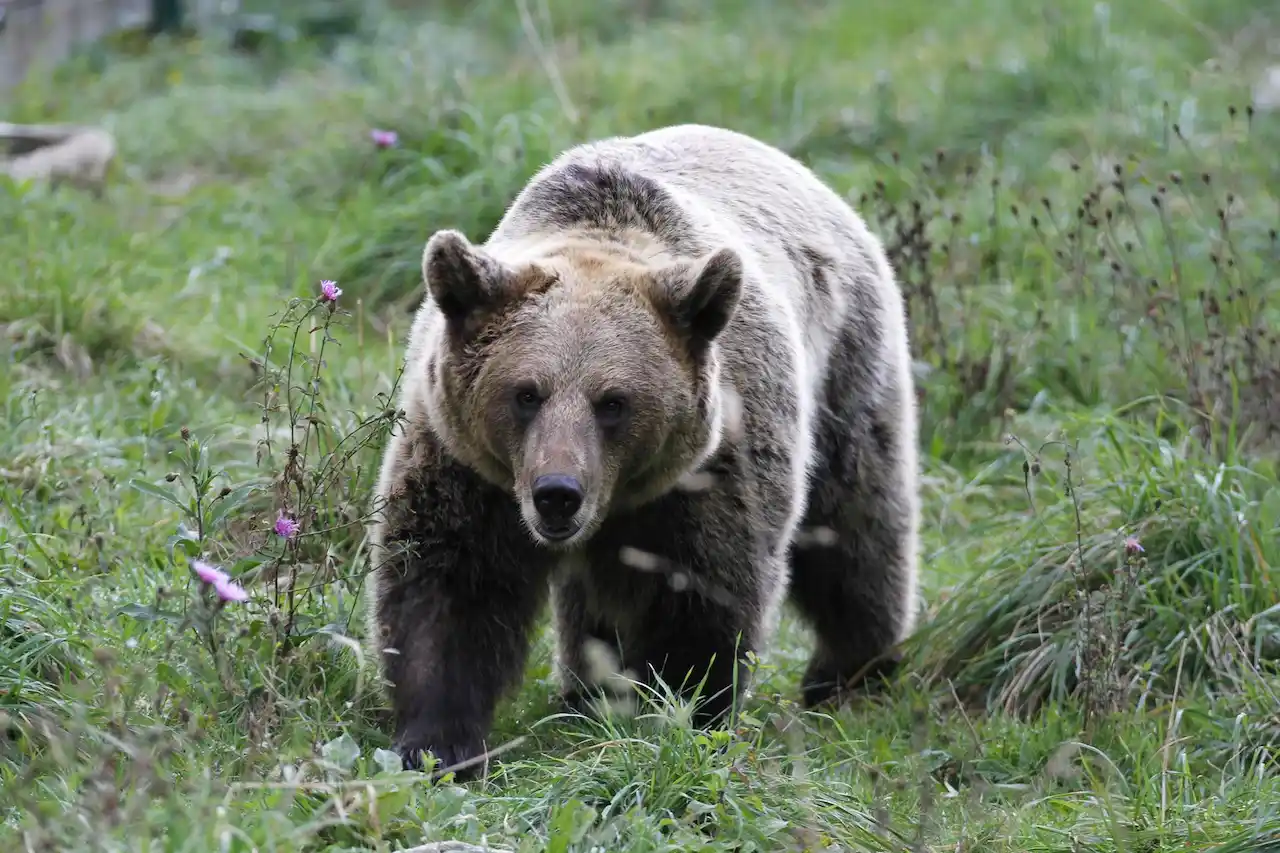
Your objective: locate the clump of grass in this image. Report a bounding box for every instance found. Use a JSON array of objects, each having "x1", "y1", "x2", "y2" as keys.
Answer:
[
  {"x1": 0, "y1": 571, "x2": 89, "y2": 709},
  {"x1": 322, "y1": 110, "x2": 572, "y2": 313},
  {"x1": 910, "y1": 407, "x2": 1279, "y2": 719},
  {"x1": 0, "y1": 179, "x2": 172, "y2": 374}
]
